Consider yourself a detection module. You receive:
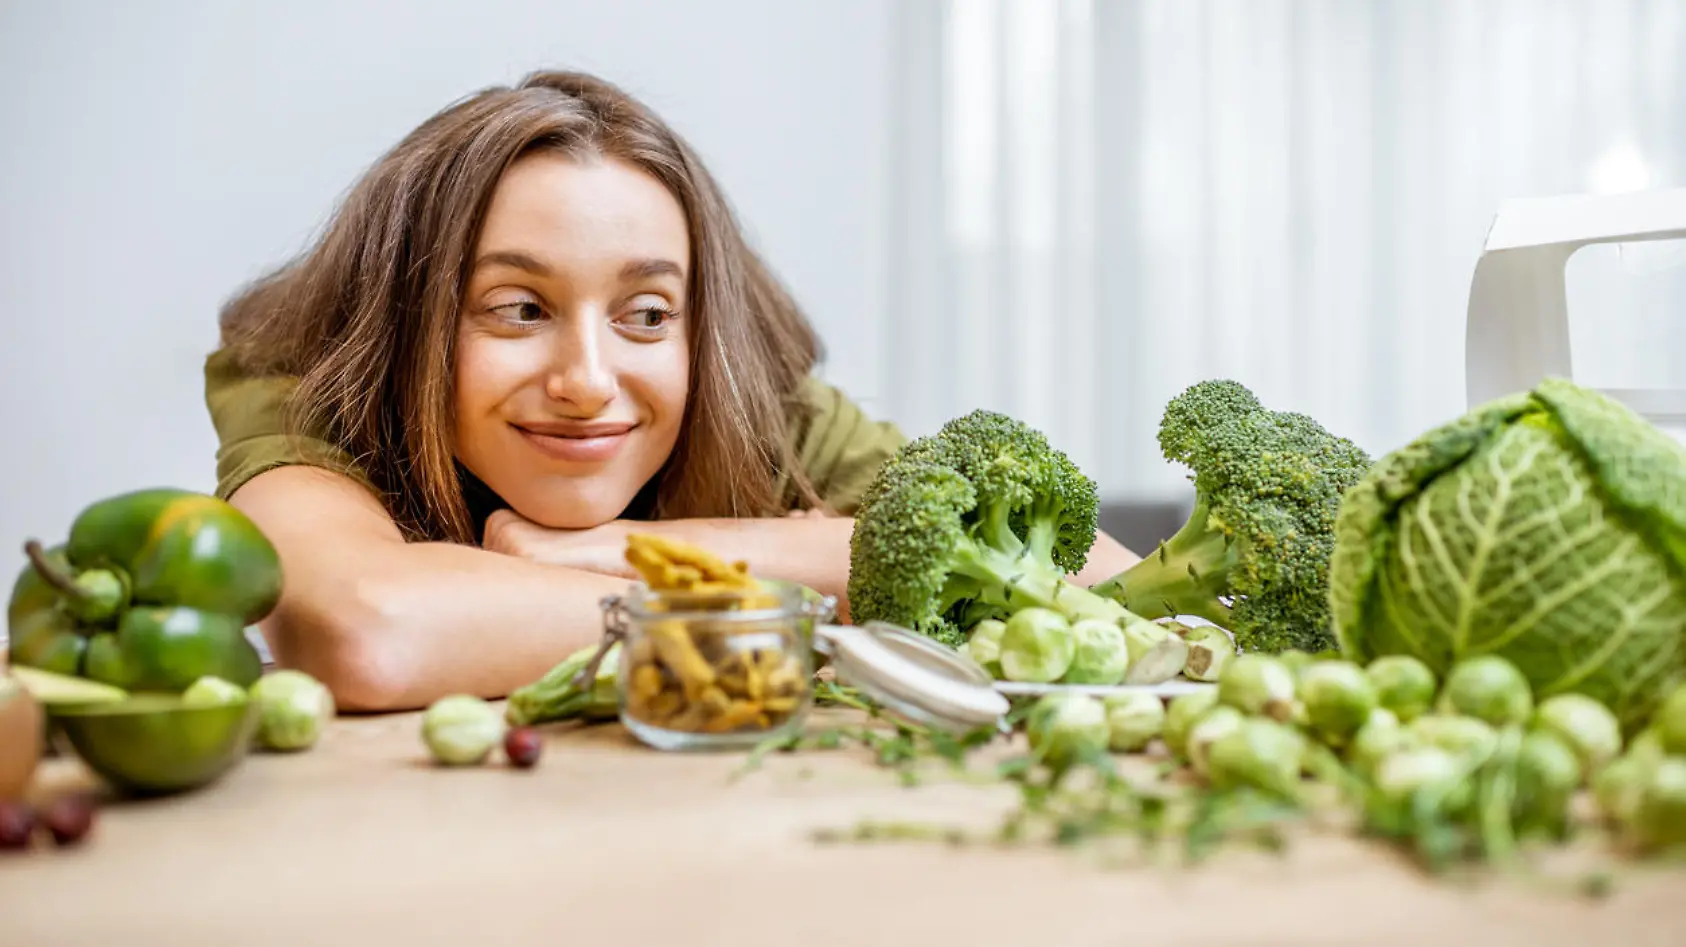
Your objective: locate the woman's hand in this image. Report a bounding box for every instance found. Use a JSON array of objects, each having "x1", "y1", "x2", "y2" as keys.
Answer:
[
  {"x1": 482, "y1": 509, "x2": 640, "y2": 579},
  {"x1": 482, "y1": 507, "x2": 843, "y2": 576},
  {"x1": 484, "y1": 508, "x2": 858, "y2": 617}
]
